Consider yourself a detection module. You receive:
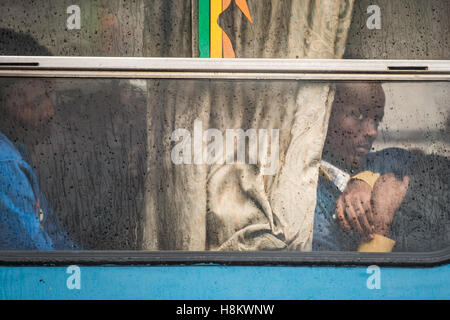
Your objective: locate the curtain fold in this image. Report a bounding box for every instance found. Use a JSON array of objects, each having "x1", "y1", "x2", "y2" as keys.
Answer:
[{"x1": 142, "y1": 0, "x2": 355, "y2": 251}]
